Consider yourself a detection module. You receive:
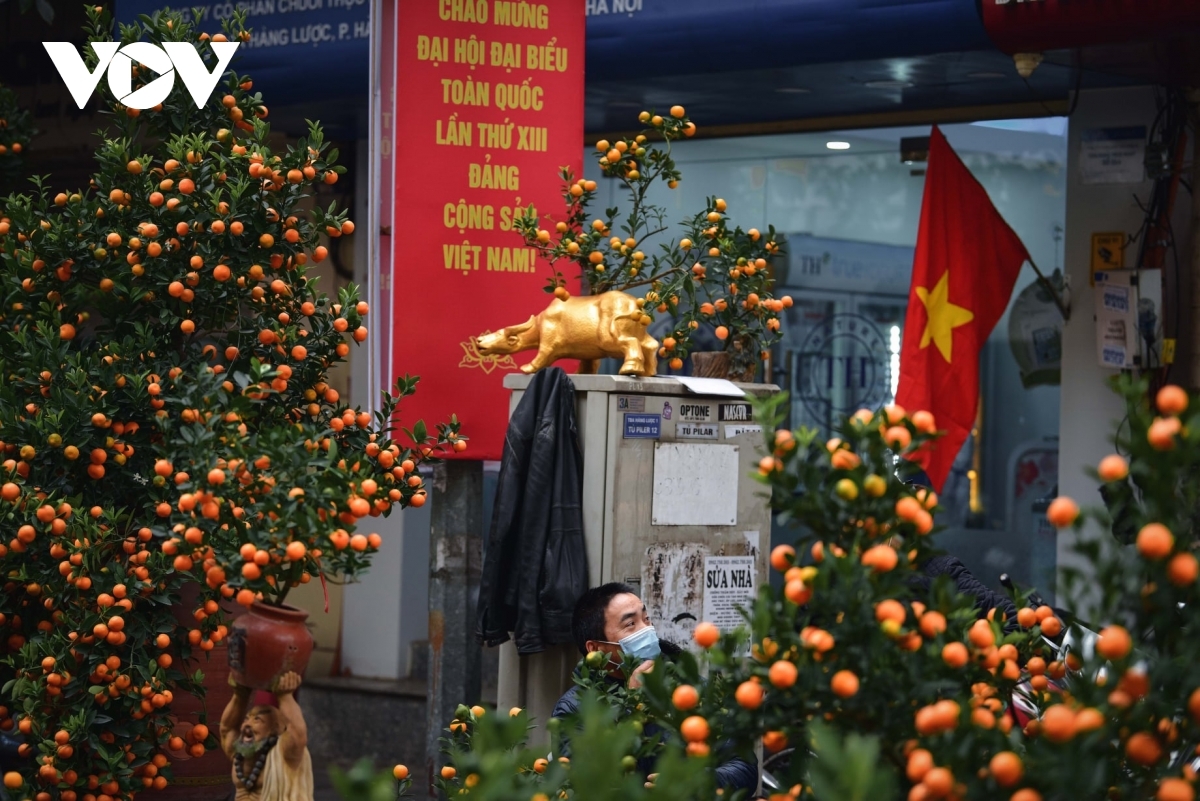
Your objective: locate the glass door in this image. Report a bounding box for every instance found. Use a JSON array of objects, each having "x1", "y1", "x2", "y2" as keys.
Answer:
[{"x1": 777, "y1": 291, "x2": 907, "y2": 437}]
